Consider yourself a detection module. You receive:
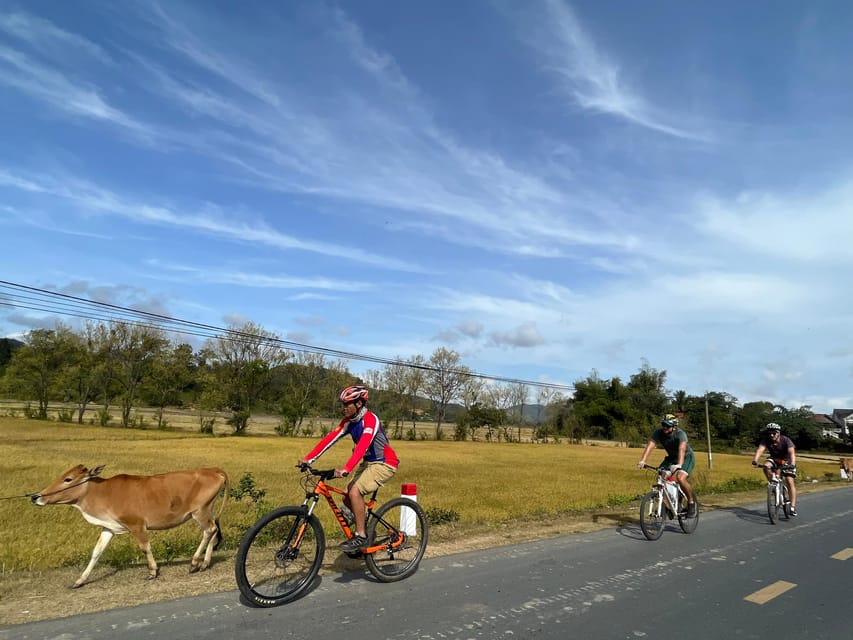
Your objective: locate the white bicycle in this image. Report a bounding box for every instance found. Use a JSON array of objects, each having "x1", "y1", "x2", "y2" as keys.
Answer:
[{"x1": 639, "y1": 463, "x2": 699, "y2": 540}]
